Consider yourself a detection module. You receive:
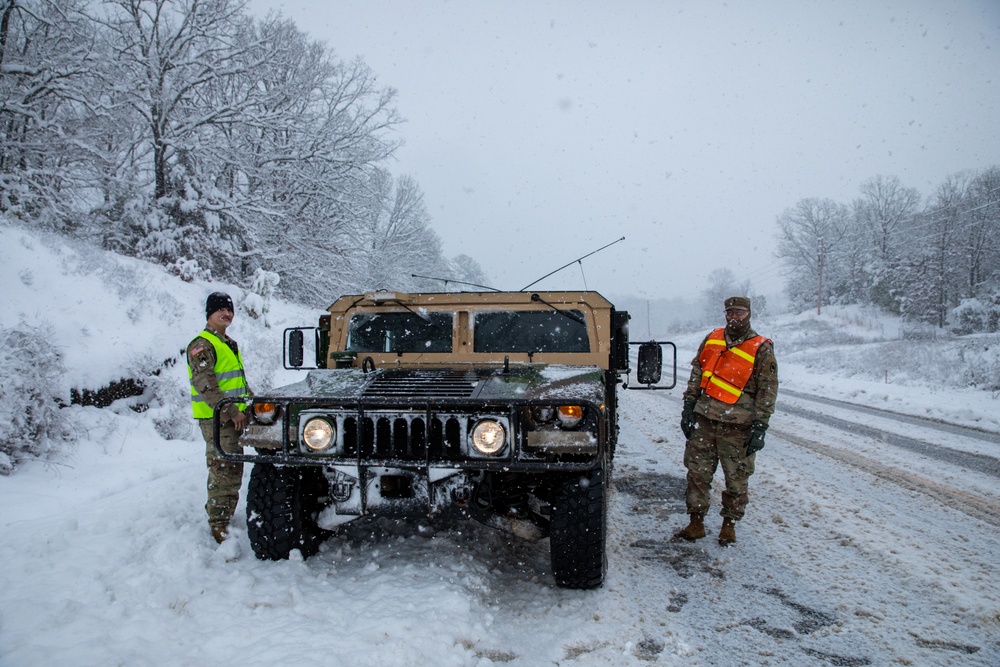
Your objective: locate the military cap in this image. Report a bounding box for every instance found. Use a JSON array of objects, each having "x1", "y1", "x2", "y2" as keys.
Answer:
[{"x1": 724, "y1": 296, "x2": 751, "y2": 312}]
